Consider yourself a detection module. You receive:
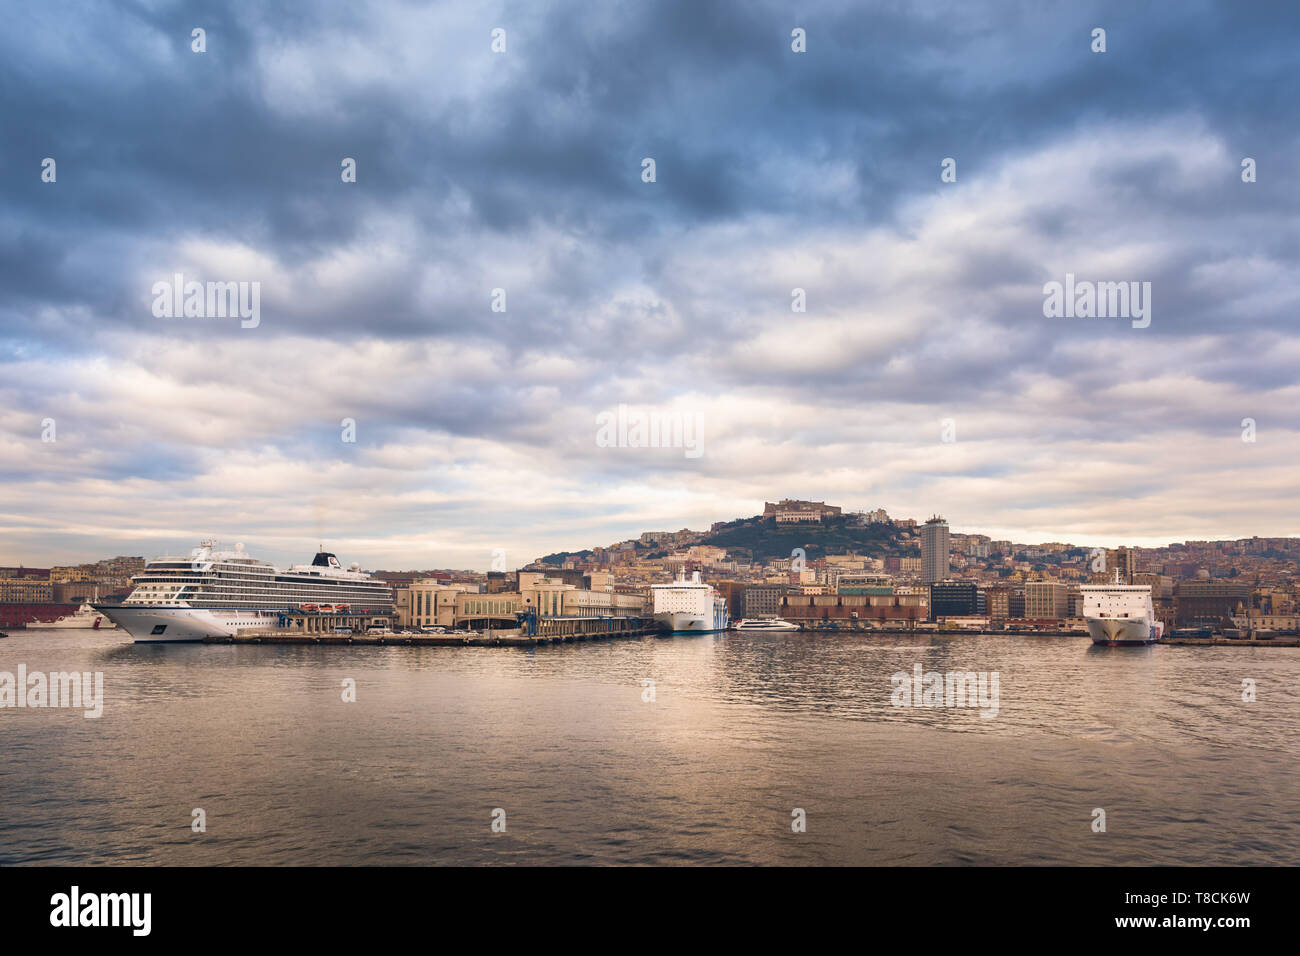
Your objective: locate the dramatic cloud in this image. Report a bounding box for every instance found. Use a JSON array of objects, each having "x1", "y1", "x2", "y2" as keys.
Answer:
[{"x1": 2, "y1": 0, "x2": 1297, "y2": 568}]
